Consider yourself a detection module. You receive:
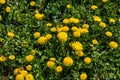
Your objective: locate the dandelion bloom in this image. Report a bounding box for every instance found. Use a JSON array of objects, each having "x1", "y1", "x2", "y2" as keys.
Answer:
[
  {"x1": 0, "y1": 0, "x2": 6, "y2": 4},
  {"x1": 73, "y1": 31, "x2": 81, "y2": 38},
  {"x1": 109, "y1": 18, "x2": 115, "y2": 23},
  {"x1": 30, "y1": 1, "x2": 36, "y2": 6},
  {"x1": 66, "y1": 4, "x2": 72, "y2": 9},
  {"x1": 109, "y1": 41, "x2": 118, "y2": 49},
  {"x1": 102, "y1": 0, "x2": 108, "y2": 2},
  {"x1": 37, "y1": 36, "x2": 47, "y2": 44},
  {"x1": 84, "y1": 57, "x2": 91, "y2": 64},
  {"x1": 45, "y1": 34, "x2": 52, "y2": 40},
  {"x1": 76, "y1": 51, "x2": 84, "y2": 57},
  {"x1": 49, "y1": 57, "x2": 56, "y2": 61},
  {"x1": 15, "y1": 74, "x2": 24, "y2": 80},
  {"x1": 7, "y1": 32, "x2": 15, "y2": 38},
  {"x1": 61, "y1": 26, "x2": 69, "y2": 32},
  {"x1": 50, "y1": 27, "x2": 57, "y2": 32},
  {"x1": 69, "y1": 17, "x2": 79, "y2": 23},
  {"x1": 57, "y1": 32, "x2": 68, "y2": 42},
  {"x1": 25, "y1": 55, "x2": 34, "y2": 62},
  {"x1": 14, "y1": 68, "x2": 19, "y2": 75},
  {"x1": 99, "y1": 22, "x2": 106, "y2": 28},
  {"x1": 35, "y1": 13, "x2": 44, "y2": 20},
  {"x1": 93, "y1": 16, "x2": 102, "y2": 22},
  {"x1": 0, "y1": 55, "x2": 6, "y2": 62},
  {"x1": 56, "y1": 66, "x2": 63, "y2": 72},
  {"x1": 82, "y1": 24, "x2": 89, "y2": 29},
  {"x1": 25, "y1": 74, "x2": 34, "y2": 80},
  {"x1": 30, "y1": 50, "x2": 36, "y2": 55},
  {"x1": 9, "y1": 55, "x2": 15, "y2": 60},
  {"x1": 20, "y1": 70, "x2": 28, "y2": 77},
  {"x1": 105, "y1": 31, "x2": 112, "y2": 37},
  {"x1": 80, "y1": 73, "x2": 87, "y2": 80},
  {"x1": 71, "y1": 26, "x2": 78, "y2": 31},
  {"x1": 63, "y1": 18, "x2": 70, "y2": 24},
  {"x1": 33, "y1": 32, "x2": 40, "y2": 38},
  {"x1": 26, "y1": 65, "x2": 32, "y2": 71},
  {"x1": 46, "y1": 23, "x2": 52, "y2": 27},
  {"x1": 63, "y1": 57, "x2": 73, "y2": 66},
  {"x1": 91, "y1": 5, "x2": 98, "y2": 10},
  {"x1": 69, "y1": 41, "x2": 83, "y2": 51},
  {"x1": 92, "y1": 39, "x2": 98, "y2": 45},
  {"x1": 5, "y1": 6, "x2": 10, "y2": 13},
  {"x1": 47, "y1": 61, "x2": 55, "y2": 68}
]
